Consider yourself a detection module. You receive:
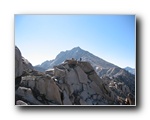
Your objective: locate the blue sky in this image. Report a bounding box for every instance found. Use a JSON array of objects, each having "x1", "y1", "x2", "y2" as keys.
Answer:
[{"x1": 15, "y1": 15, "x2": 135, "y2": 68}]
